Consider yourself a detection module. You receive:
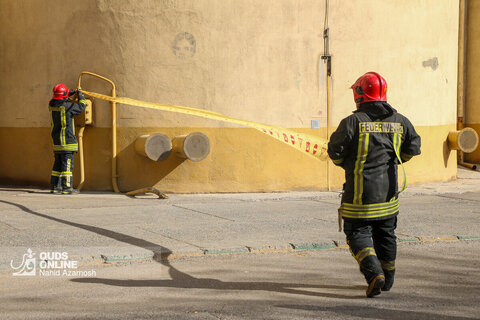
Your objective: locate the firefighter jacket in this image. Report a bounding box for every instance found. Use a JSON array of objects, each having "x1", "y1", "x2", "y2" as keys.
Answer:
[
  {"x1": 49, "y1": 92, "x2": 86, "y2": 152},
  {"x1": 328, "y1": 101, "x2": 421, "y2": 221}
]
